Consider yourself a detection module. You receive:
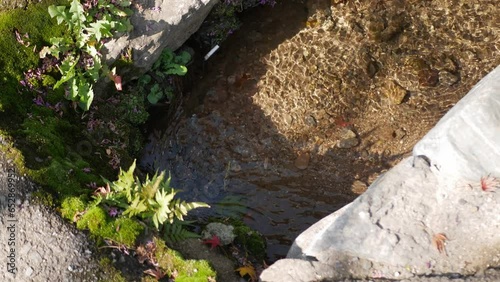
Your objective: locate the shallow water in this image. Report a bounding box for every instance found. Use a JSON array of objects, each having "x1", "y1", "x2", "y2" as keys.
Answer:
[{"x1": 140, "y1": 1, "x2": 359, "y2": 261}]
